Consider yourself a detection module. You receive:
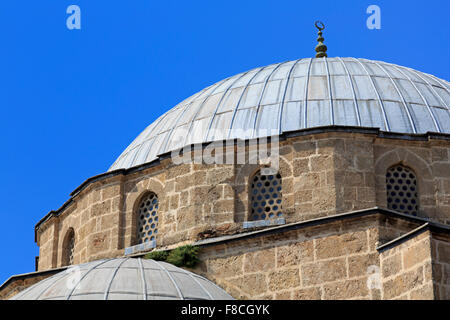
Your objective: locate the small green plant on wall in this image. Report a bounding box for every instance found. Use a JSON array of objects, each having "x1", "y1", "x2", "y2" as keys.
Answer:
[
  {"x1": 144, "y1": 250, "x2": 169, "y2": 261},
  {"x1": 144, "y1": 245, "x2": 200, "y2": 268}
]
